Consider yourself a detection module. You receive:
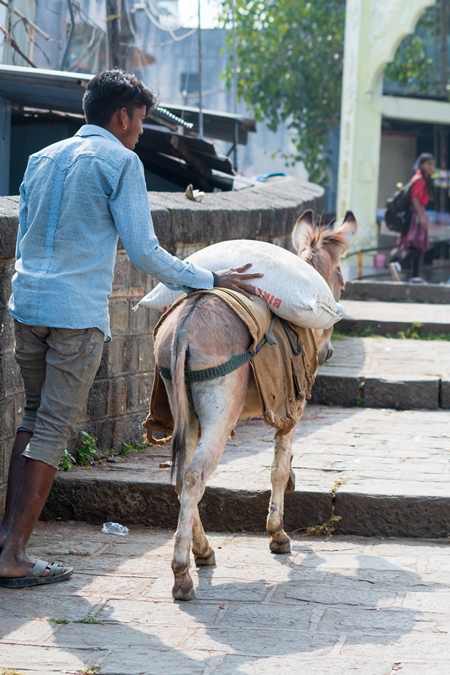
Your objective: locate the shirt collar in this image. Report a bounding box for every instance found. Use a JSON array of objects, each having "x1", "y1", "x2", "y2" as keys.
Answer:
[{"x1": 75, "y1": 124, "x2": 123, "y2": 146}]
